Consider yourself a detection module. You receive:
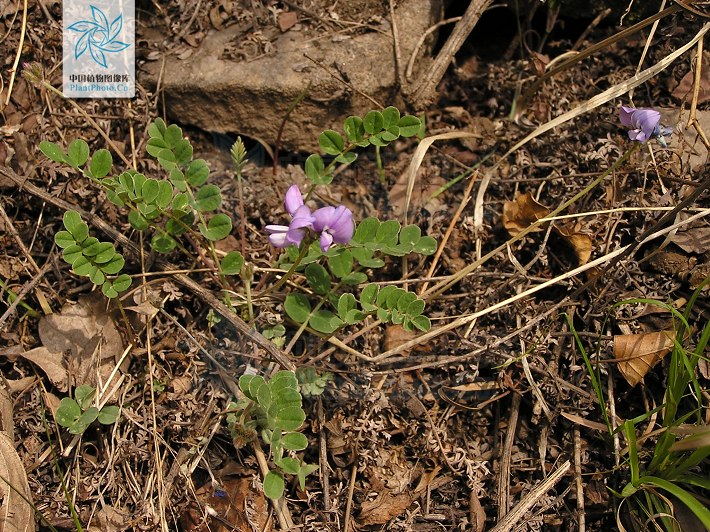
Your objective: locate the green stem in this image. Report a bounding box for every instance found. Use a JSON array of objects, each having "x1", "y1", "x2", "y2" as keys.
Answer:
[
  {"x1": 375, "y1": 145, "x2": 385, "y2": 185},
  {"x1": 258, "y1": 243, "x2": 311, "y2": 298},
  {"x1": 0, "y1": 278, "x2": 40, "y2": 318}
]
